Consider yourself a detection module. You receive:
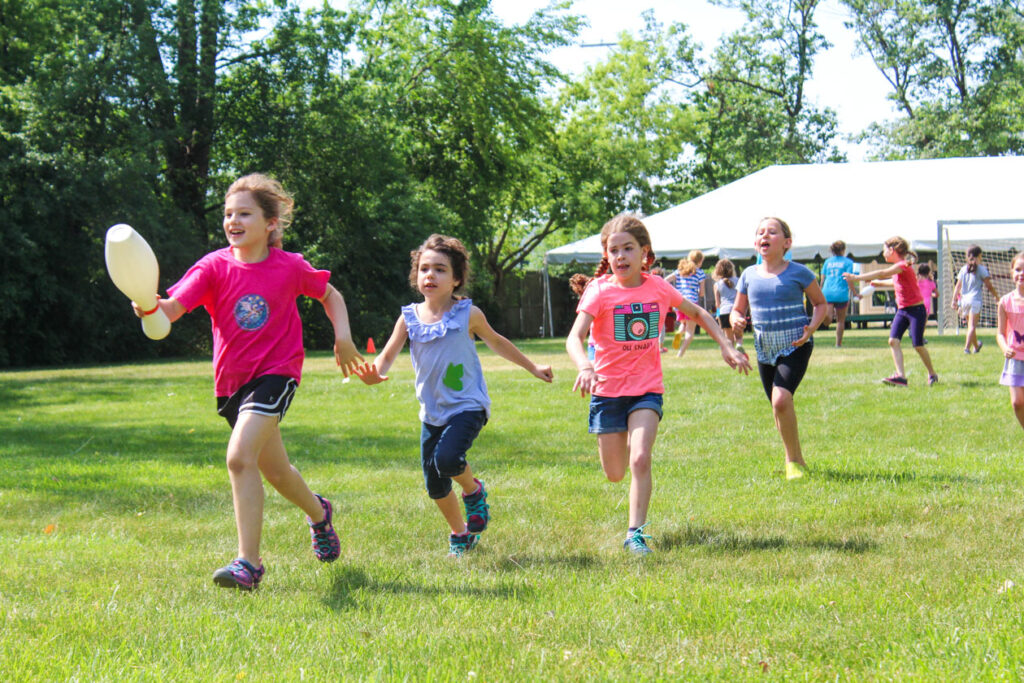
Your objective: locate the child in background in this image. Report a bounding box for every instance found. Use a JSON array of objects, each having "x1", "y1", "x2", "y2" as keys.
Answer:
[
  {"x1": 355, "y1": 235, "x2": 552, "y2": 557},
  {"x1": 996, "y1": 252, "x2": 1024, "y2": 430},
  {"x1": 568, "y1": 215, "x2": 749, "y2": 554},
  {"x1": 731, "y1": 217, "x2": 826, "y2": 481},
  {"x1": 664, "y1": 250, "x2": 707, "y2": 358},
  {"x1": 141, "y1": 174, "x2": 363, "y2": 590},
  {"x1": 952, "y1": 245, "x2": 1000, "y2": 354},
  {"x1": 917, "y1": 264, "x2": 937, "y2": 317},
  {"x1": 844, "y1": 236, "x2": 938, "y2": 387},
  {"x1": 820, "y1": 240, "x2": 857, "y2": 347},
  {"x1": 712, "y1": 258, "x2": 740, "y2": 348}
]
